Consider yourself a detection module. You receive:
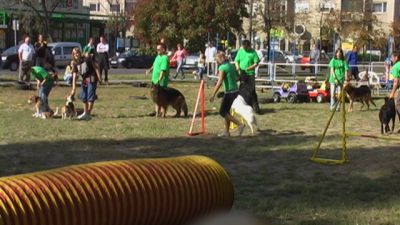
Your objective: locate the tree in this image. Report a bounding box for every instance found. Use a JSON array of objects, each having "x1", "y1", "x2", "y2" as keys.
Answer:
[
  {"x1": 255, "y1": 0, "x2": 294, "y2": 60},
  {"x1": 133, "y1": 0, "x2": 248, "y2": 51},
  {"x1": 0, "y1": 0, "x2": 63, "y2": 40}
]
